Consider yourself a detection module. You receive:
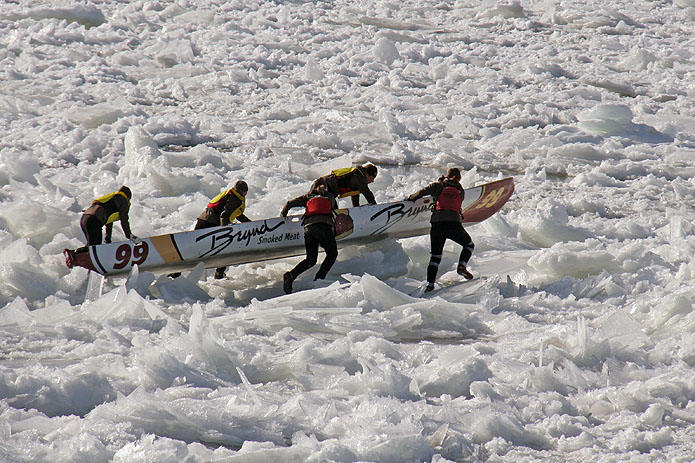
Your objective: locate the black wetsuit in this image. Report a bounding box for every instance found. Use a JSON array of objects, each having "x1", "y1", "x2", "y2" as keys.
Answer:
[
  {"x1": 281, "y1": 192, "x2": 338, "y2": 289},
  {"x1": 408, "y1": 179, "x2": 474, "y2": 284},
  {"x1": 80, "y1": 192, "x2": 132, "y2": 245},
  {"x1": 196, "y1": 188, "x2": 250, "y2": 278},
  {"x1": 310, "y1": 167, "x2": 376, "y2": 207}
]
